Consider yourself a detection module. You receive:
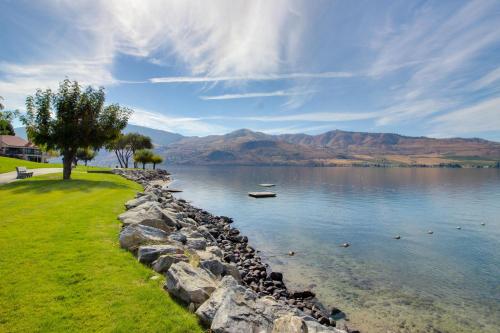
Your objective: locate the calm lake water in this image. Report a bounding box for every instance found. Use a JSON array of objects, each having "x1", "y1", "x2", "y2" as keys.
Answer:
[{"x1": 168, "y1": 166, "x2": 500, "y2": 333}]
